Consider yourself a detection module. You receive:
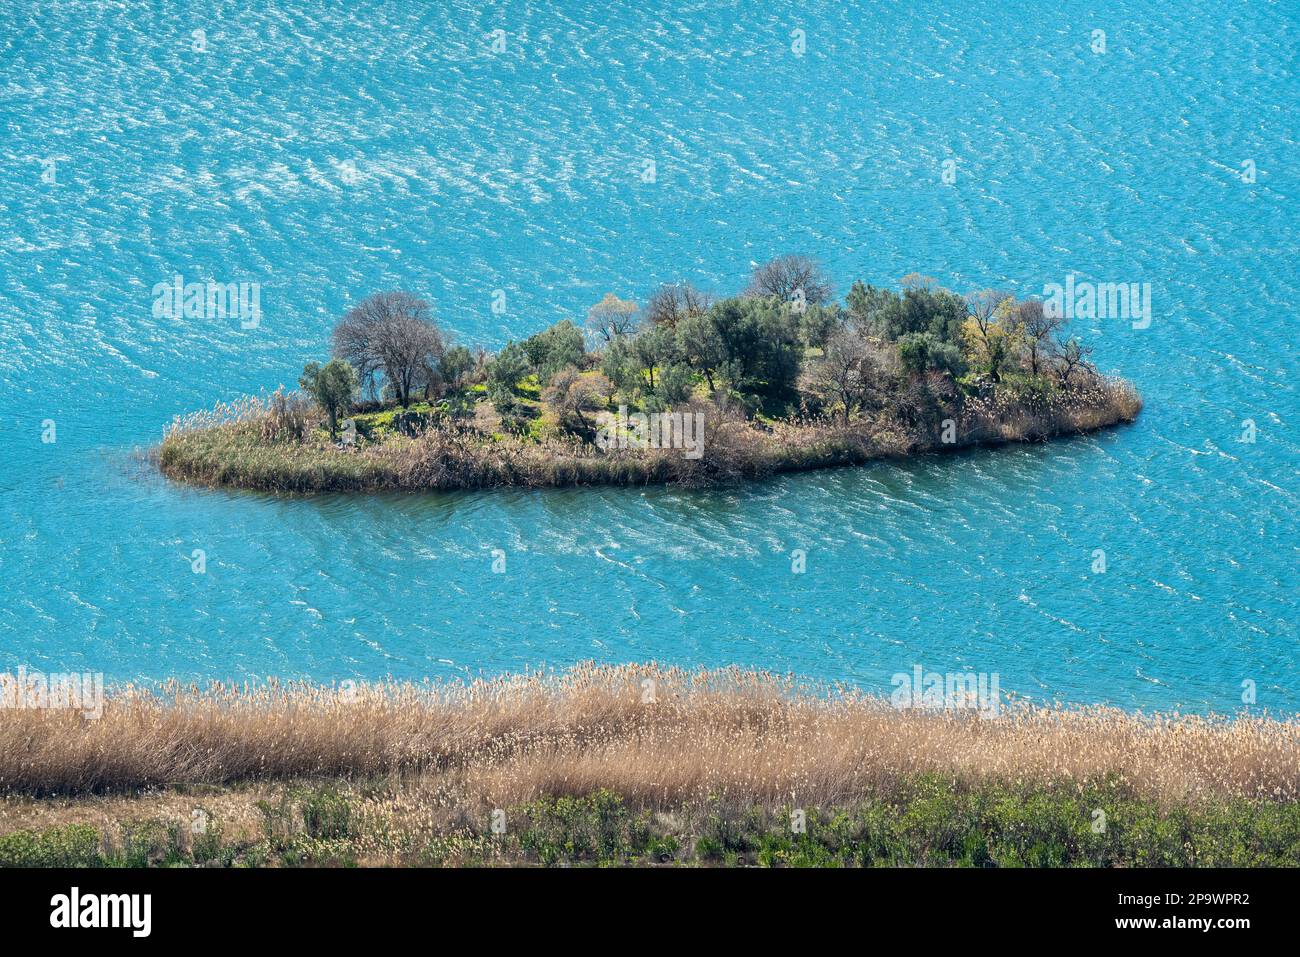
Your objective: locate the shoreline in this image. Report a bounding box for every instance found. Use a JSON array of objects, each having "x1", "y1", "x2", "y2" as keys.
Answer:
[
  {"x1": 1, "y1": 665, "x2": 1294, "y2": 867},
  {"x1": 157, "y1": 376, "x2": 1142, "y2": 494},
  {"x1": 157, "y1": 268, "x2": 1144, "y2": 495}
]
